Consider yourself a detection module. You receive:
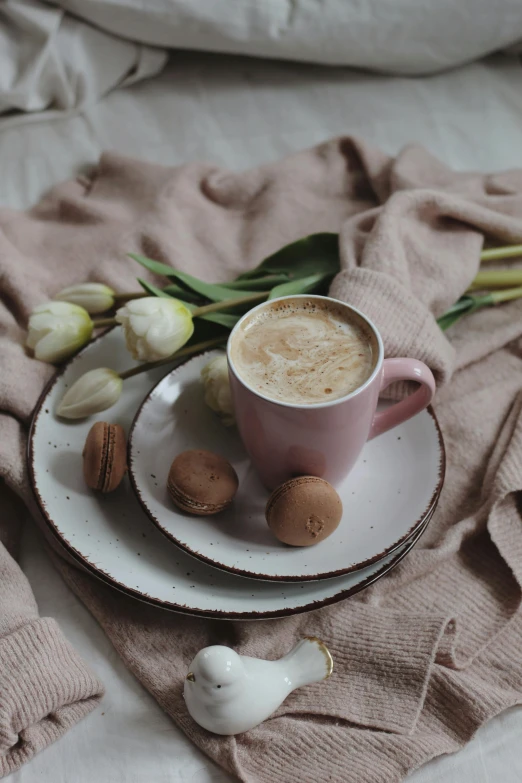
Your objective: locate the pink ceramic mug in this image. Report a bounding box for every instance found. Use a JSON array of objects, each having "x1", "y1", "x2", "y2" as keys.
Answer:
[{"x1": 227, "y1": 295, "x2": 435, "y2": 490}]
